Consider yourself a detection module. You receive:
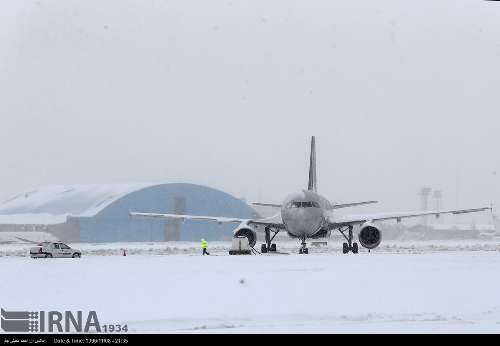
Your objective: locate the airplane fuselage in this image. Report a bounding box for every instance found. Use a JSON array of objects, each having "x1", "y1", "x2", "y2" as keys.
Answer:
[{"x1": 281, "y1": 190, "x2": 332, "y2": 239}]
